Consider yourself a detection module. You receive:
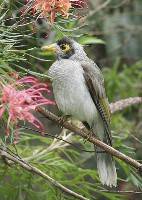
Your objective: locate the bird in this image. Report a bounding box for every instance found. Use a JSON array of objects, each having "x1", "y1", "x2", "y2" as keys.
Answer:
[{"x1": 41, "y1": 37, "x2": 117, "y2": 187}]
